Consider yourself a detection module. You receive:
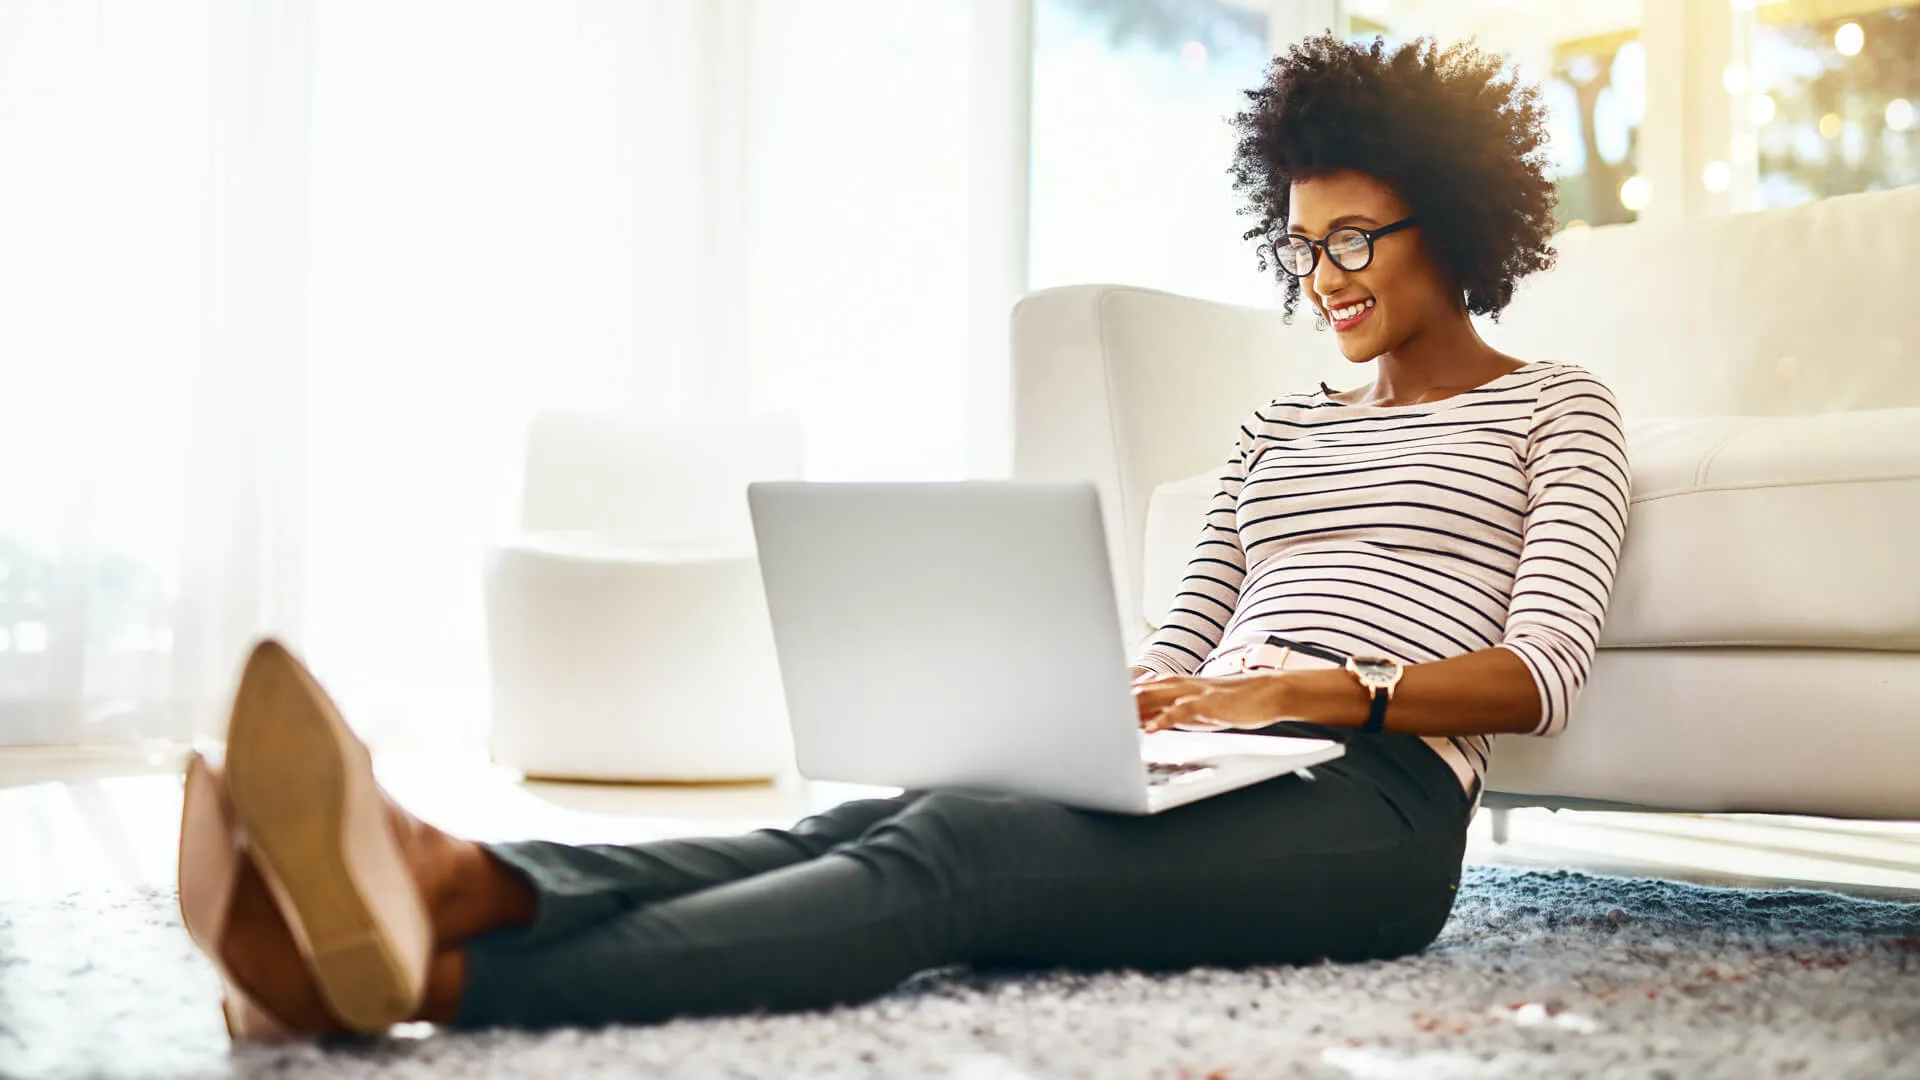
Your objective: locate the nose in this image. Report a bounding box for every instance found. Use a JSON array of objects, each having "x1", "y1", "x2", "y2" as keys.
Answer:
[{"x1": 1311, "y1": 256, "x2": 1351, "y2": 308}]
